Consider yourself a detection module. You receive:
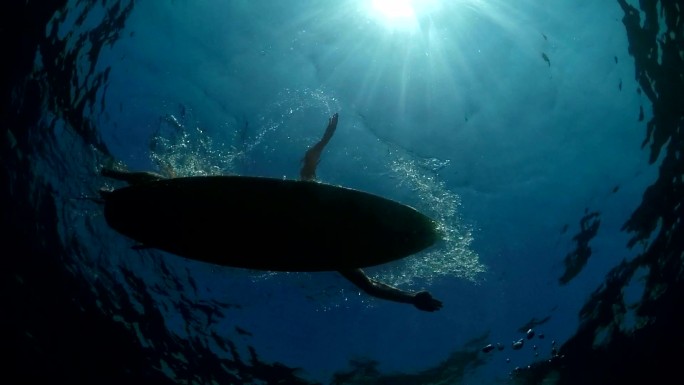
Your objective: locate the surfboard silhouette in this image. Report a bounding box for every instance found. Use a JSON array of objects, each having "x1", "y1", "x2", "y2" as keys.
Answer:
[{"x1": 103, "y1": 175, "x2": 440, "y2": 272}]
